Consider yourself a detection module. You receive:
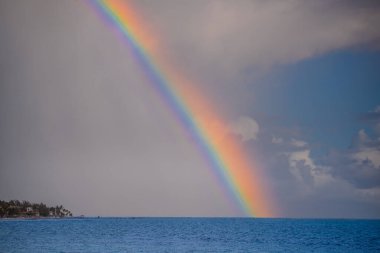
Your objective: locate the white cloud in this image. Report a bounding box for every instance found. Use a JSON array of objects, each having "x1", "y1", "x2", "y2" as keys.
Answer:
[
  {"x1": 290, "y1": 138, "x2": 308, "y2": 148},
  {"x1": 230, "y1": 116, "x2": 260, "y2": 142},
  {"x1": 287, "y1": 148, "x2": 333, "y2": 187},
  {"x1": 288, "y1": 149, "x2": 314, "y2": 184},
  {"x1": 272, "y1": 136, "x2": 284, "y2": 144},
  {"x1": 289, "y1": 149, "x2": 315, "y2": 169},
  {"x1": 358, "y1": 129, "x2": 370, "y2": 143}
]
